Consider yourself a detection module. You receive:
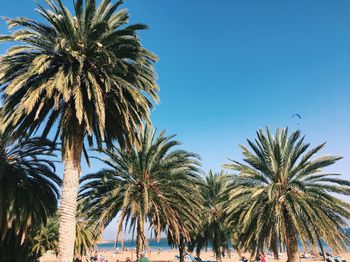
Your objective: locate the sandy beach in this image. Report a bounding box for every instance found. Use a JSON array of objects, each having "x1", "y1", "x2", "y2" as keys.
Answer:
[{"x1": 40, "y1": 250, "x2": 350, "y2": 262}]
